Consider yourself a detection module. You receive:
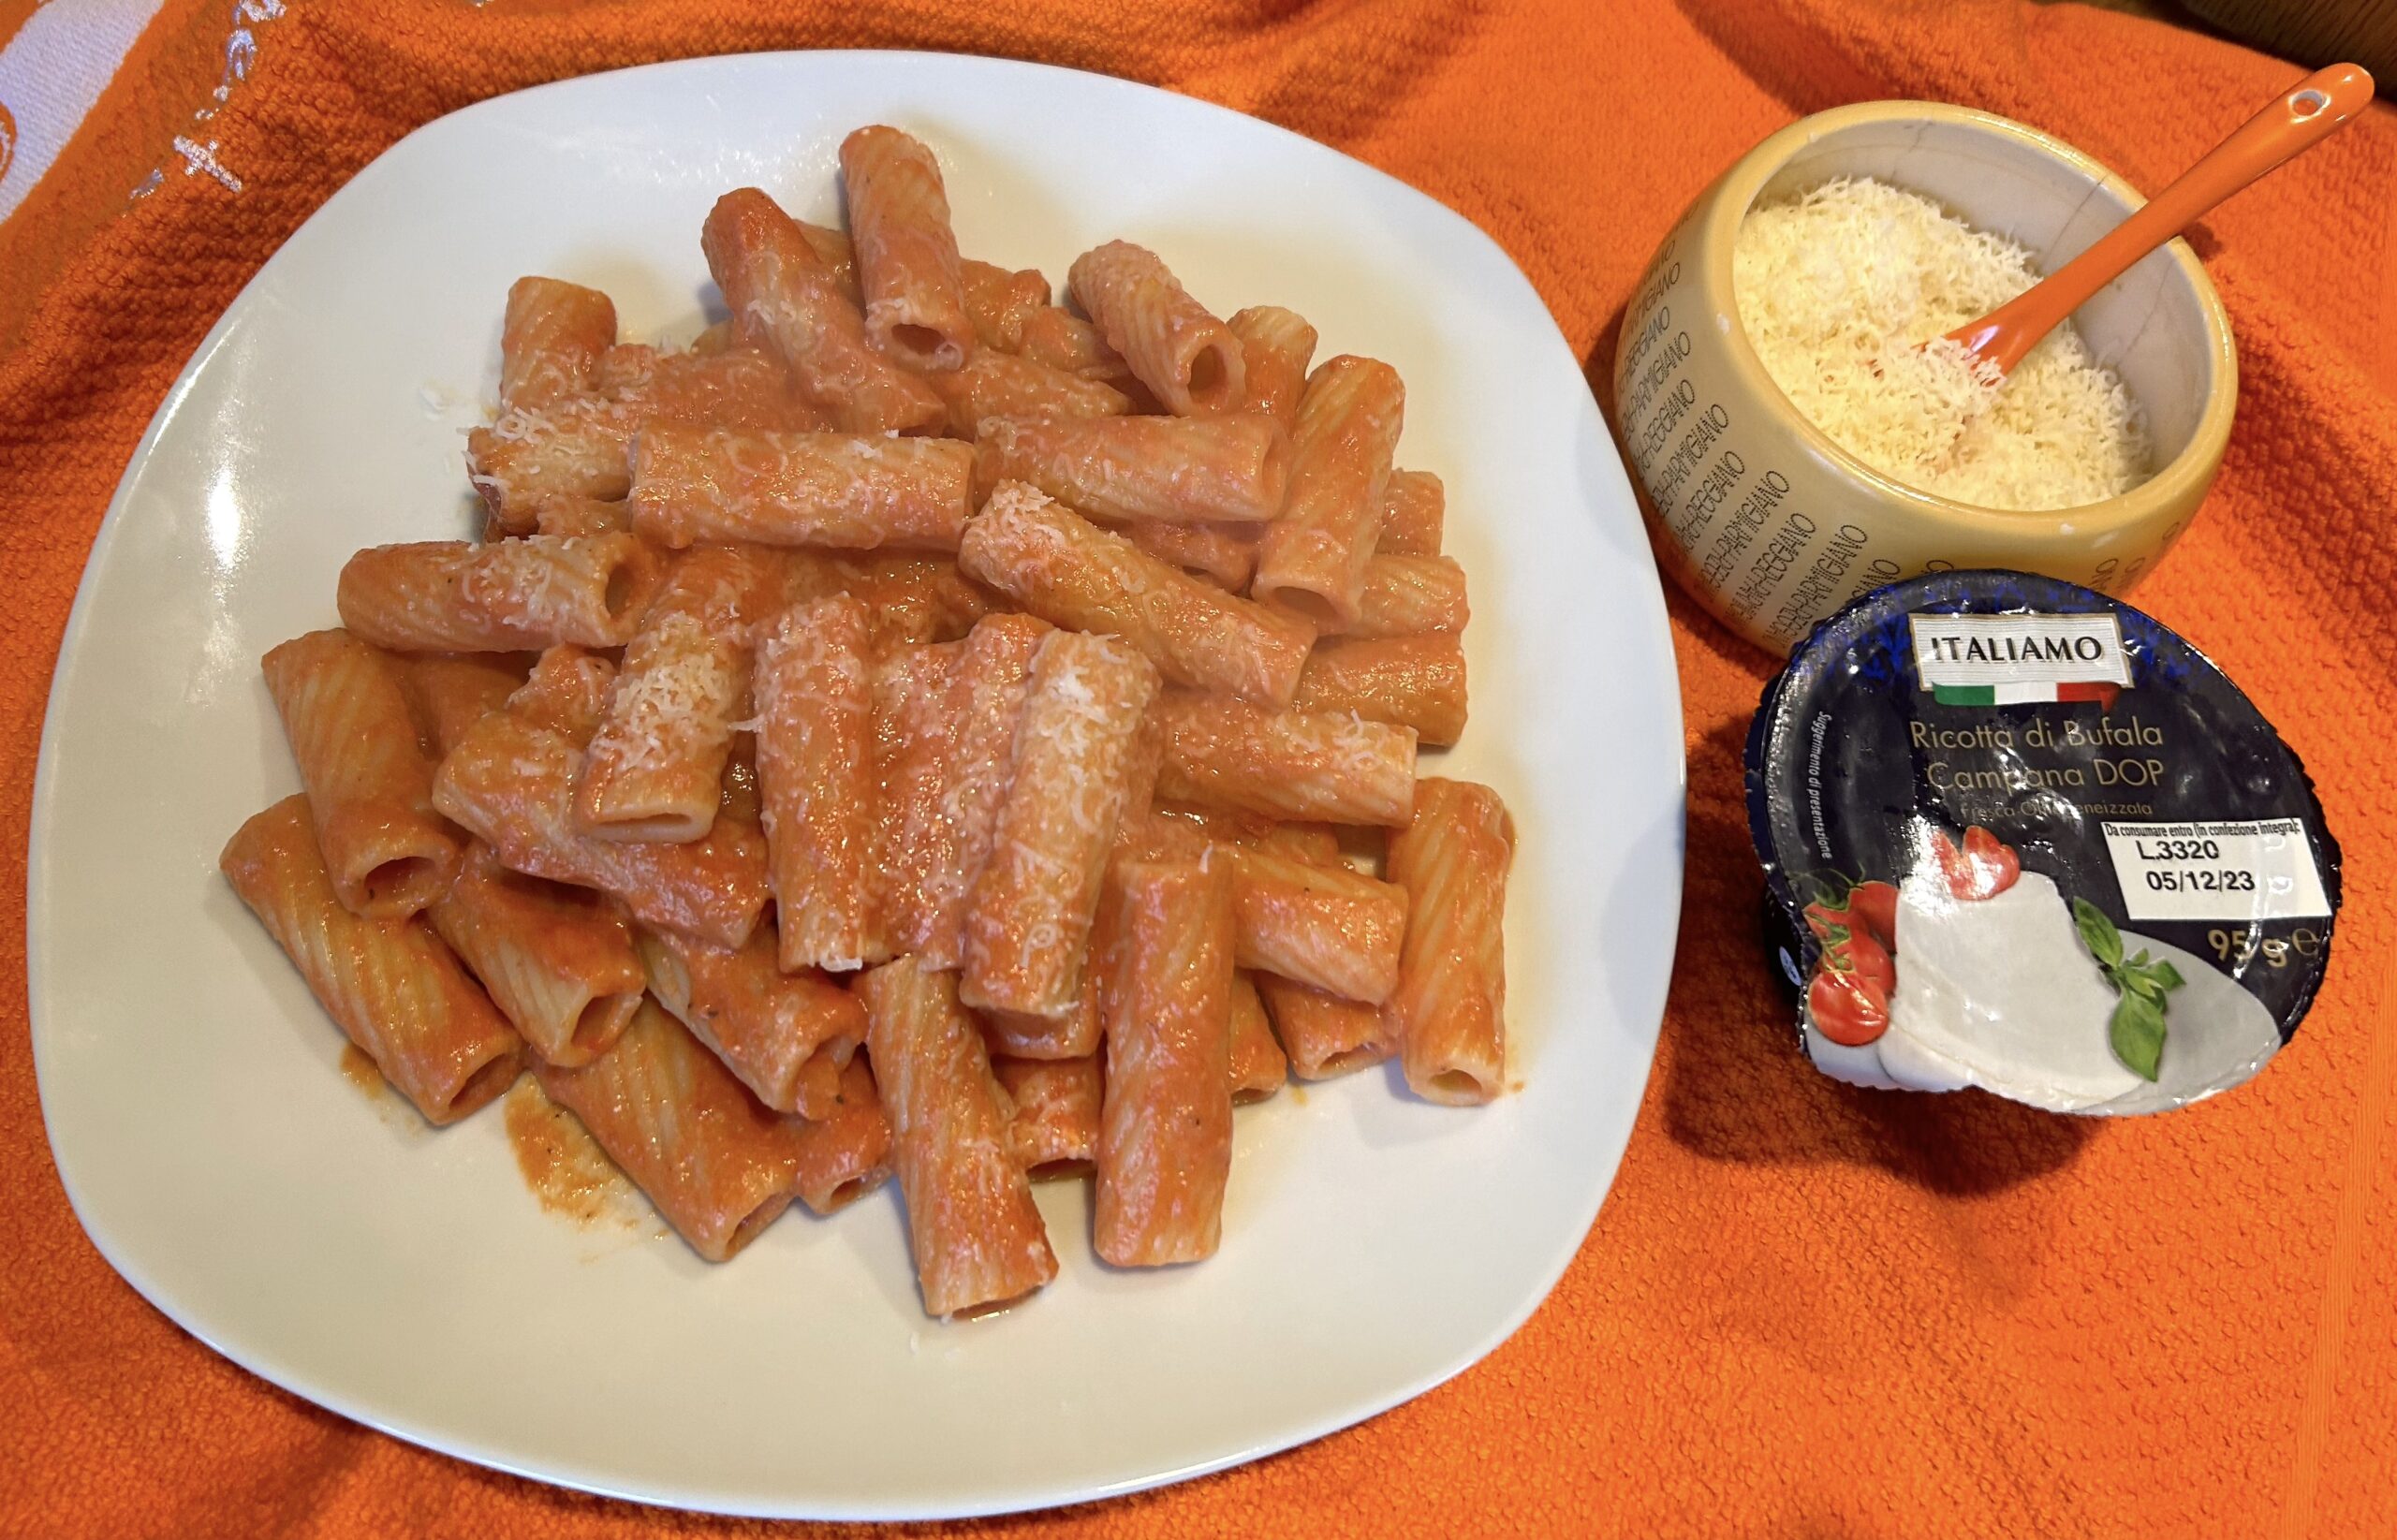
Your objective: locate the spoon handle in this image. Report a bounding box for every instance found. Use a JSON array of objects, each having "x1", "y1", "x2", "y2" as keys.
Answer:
[{"x1": 1950, "y1": 63, "x2": 2375, "y2": 374}]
